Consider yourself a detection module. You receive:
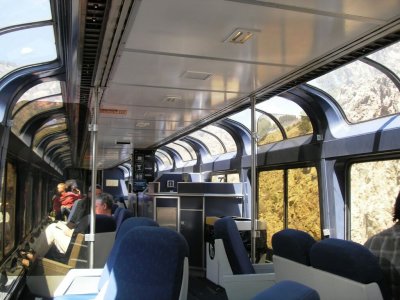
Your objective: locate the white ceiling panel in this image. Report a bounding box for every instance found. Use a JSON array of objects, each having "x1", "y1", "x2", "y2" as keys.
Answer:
[{"x1": 124, "y1": 0, "x2": 378, "y2": 66}]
